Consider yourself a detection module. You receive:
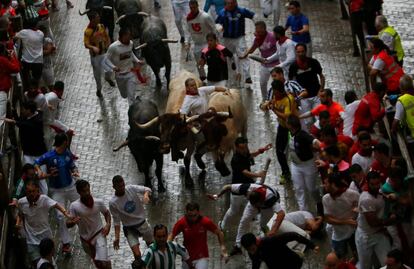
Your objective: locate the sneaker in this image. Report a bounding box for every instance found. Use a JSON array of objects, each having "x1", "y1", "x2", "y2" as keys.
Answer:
[
  {"x1": 154, "y1": 1, "x2": 161, "y2": 8},
  {"x1": 96, "y1": 90, "x2": 103, "y2": 98},
  {"x1": 62, "y1": 243, "x2": 71, "y2": 254},
  {"x1": 105, "y1": 78, "x2": 116, "y2": 87},
  {"x1": 279, "y1": 173, "x2": 291, "y2": 185},
  {"x1": 229, "y1": 246, "x2": 242, "y2": 256},
  {"x1": 245, "y1": 77, "x2": 252, "y2": 84},
  {"x1": 180, "y1": 37, "x2": 185, "y2": 44}
]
